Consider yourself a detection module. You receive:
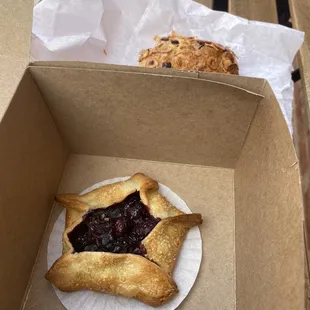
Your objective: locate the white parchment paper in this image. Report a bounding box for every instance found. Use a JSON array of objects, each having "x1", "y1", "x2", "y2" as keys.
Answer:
[
  {"x1": 48, "y1": 177, "x2": 202, "y2": 310},
  {"x1": 31, "y1": 0, "x2": 305, "y2": 133}
]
